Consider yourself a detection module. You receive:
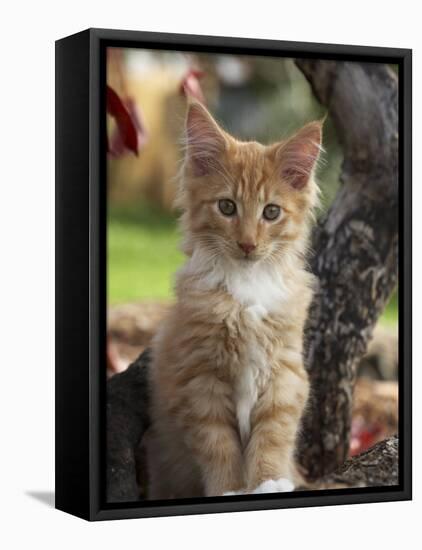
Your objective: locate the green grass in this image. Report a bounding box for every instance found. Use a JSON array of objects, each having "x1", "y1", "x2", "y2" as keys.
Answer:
[
  {"x1": 107, "y1": 204, "x2": 398, "y2": 327},
  {"x1": 107, "y1": 204, "x2": 184, "y2": 304},
  {"x1": 382, "y1": 291, "x2": 398, "y2": 326}
]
